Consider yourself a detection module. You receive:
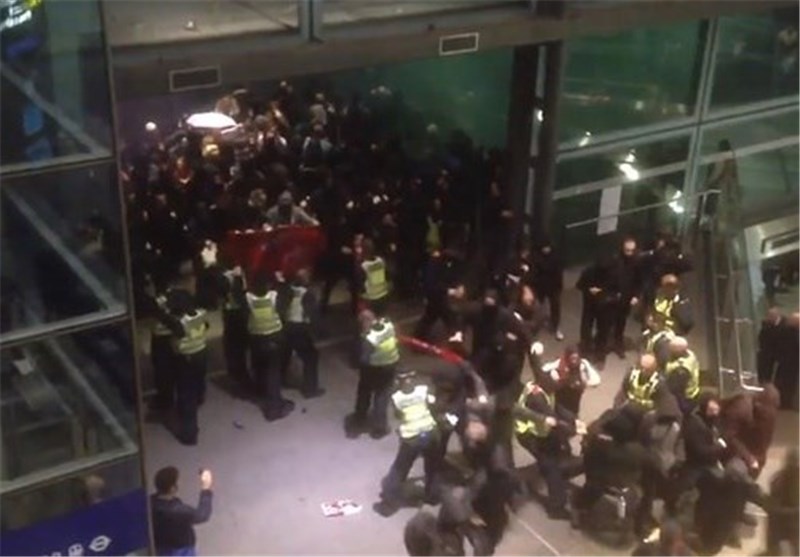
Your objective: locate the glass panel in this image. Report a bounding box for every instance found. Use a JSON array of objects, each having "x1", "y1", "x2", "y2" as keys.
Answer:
[
  {"x1": 323, "y1": 0, "x2": 525, "y2": 26},
  {"x1": 696, "y1": 109, "x2": 799, "y2": 221},
  {"x1": 556, "y1": 134, "x2": 690, "y2": 191},
  {"x1": 0, "y1": 323, "x2": 138, "y2": 489},
  {"x1": 560, "y1": 21, "x2": 705, "y2": 144},
  {"x1": 0, "y1": 0, "x2": 113, "y2": 167},
  {"x1": 0, "y1": 163, "x2": 128, "y2": 340},
  {"x1": 1, "y1": 456, "x2": 142, "y2": 531},
  {"x1": 710, "y1": 7, "x2": 799, "y2": 110},
  {"x1": 104, "y1": 0, "x2": 298, "y2": 47}
]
